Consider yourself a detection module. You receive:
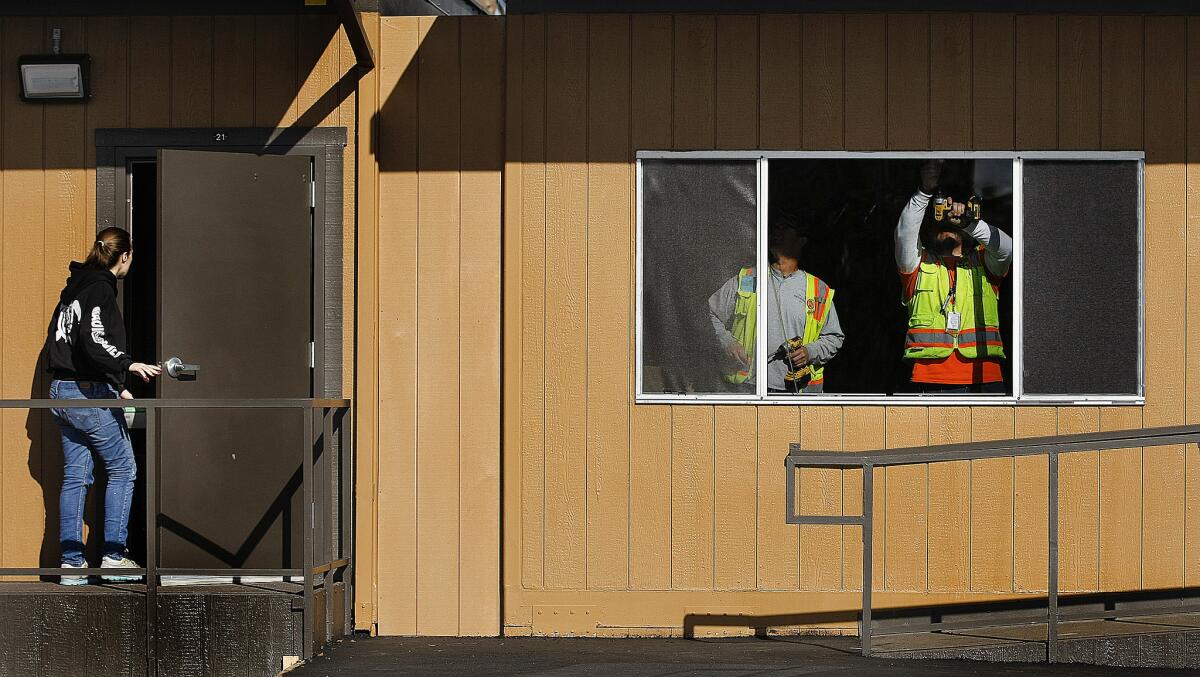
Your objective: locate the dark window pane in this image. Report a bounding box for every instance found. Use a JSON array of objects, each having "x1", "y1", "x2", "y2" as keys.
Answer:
[{"x1": 1022, "y1": 160, "x2": 1140, "y2": 395}]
